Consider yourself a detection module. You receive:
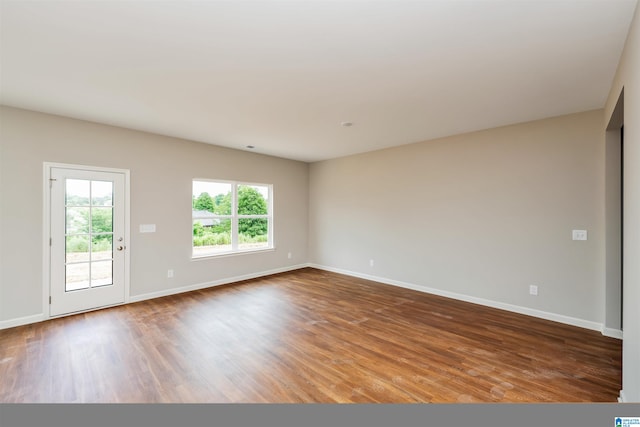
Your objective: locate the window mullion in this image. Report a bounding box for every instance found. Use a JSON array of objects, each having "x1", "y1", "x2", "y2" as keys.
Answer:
[{"x1": 231, "y1": 183, "x2": 238, "y2": 251}]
